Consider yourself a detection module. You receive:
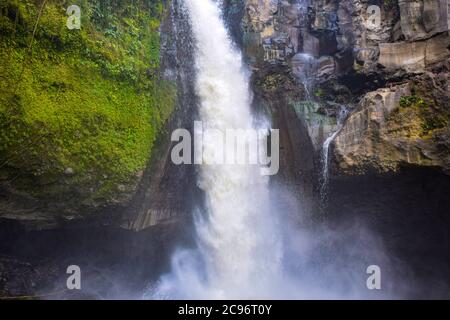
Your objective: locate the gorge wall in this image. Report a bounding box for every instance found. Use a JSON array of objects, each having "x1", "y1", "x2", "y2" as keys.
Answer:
[
  {"x1": 0, "y1": 0, "x2": 199, "y2": 232},
  {"x1": 0, "y1": 0, "x2": 449, "y2": 298},
  {"x1": 0, "y1": 0, "x2": 197, "y2": 298},
  {"x1": 232, "y1": 0, "x2": 449, "y2": 182},
  {"x1": 1, "y1": 0, "x2": 448, "y2": 237},
  {"x1": 226, "y1": 0, "x2": 450, "y2": 297}
]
